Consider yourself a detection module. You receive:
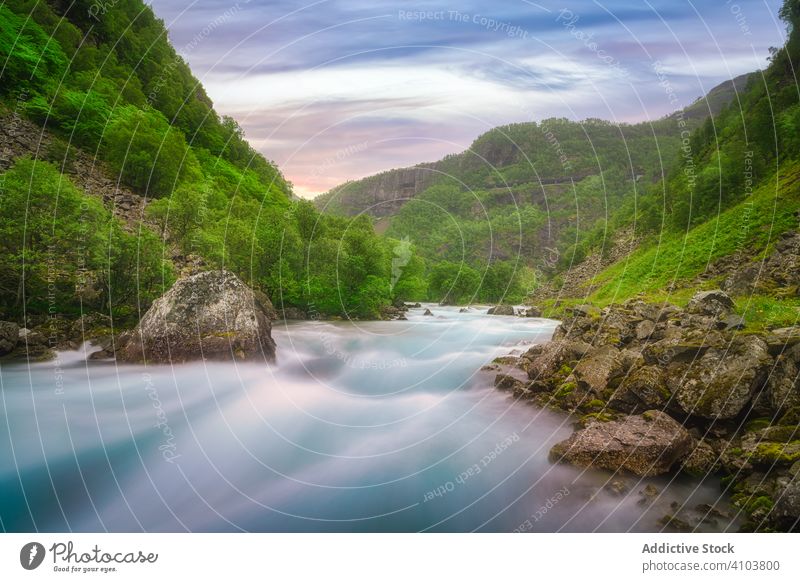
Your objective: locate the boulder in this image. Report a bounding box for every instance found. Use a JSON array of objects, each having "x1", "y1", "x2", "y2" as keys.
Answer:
[
  {"x1": 118, "y1": 270, "x2": 276, "y2": 364},
  {"x1": 494, "y1": 370, "x2": 528, "y2": 393},
  {"x1": 642, "y1": 328, "x2": 724, "y2": 365},
  {"x1": 549, "y1": 410, "x2": 693, "y2": 476},
  {"x1": 570, "y1": 304, "x2": 600, "y2": 318},
  {"x1": 69, "y1": 312, "x2": 112, "y2": 342},
  {"x1": 766, "y1": 344, "x2": 800, "y2": 414},
  {"x1": 672, "y1": 335, "x2": 771, "y2": 420},
  {"x1": 764, "y1": 327, "x2": 800, "y2": 355},
  {"x1": 524, "y1": 340, "x2": 591, "y2": 383},
  {"x1": 719, "y1": 314, "x2": 745, "y2": 331},
  {"x1": 380, "y1": 305, "x2": 405, "y2": 320},
  {"x1": 681, "y1": 440, "x2": 720, "y2": 476},
  {"x1": 774, "y1": 480, "x2": 800, "y2": 531},
  {"x1": 487, "y1": 305, "x2": 514, "y2": 316},
  {"x1": 523, "y1": 306, "x2": 542, "y2": 317},
  {"x1": 570, "y1": 345, "x2": 623, "y2": 395},
  {"x1": 609, "y1": 365, "x2": 671, "y2": 413},
  {"x1": 423, "y1": 308, "x2": 434, "y2": 316},
  {"x1": 635, "y1": 319, "x2": 656, "y2": 340},
  {"x1": 9, "y1": 329, "x2": 52, "y2": 360},
  {"x1": 0, "y1": 321, "x2": 19, "y2": 355},
  {"x1": 628, "y1": 300, "x2": 679, "y2": 323},
  {"x1": 253, "y1": 289, "x2": 278, "y2": 320},
  {"x1": 686, "y1": 290, "x2": 735, "y2": 318}
]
